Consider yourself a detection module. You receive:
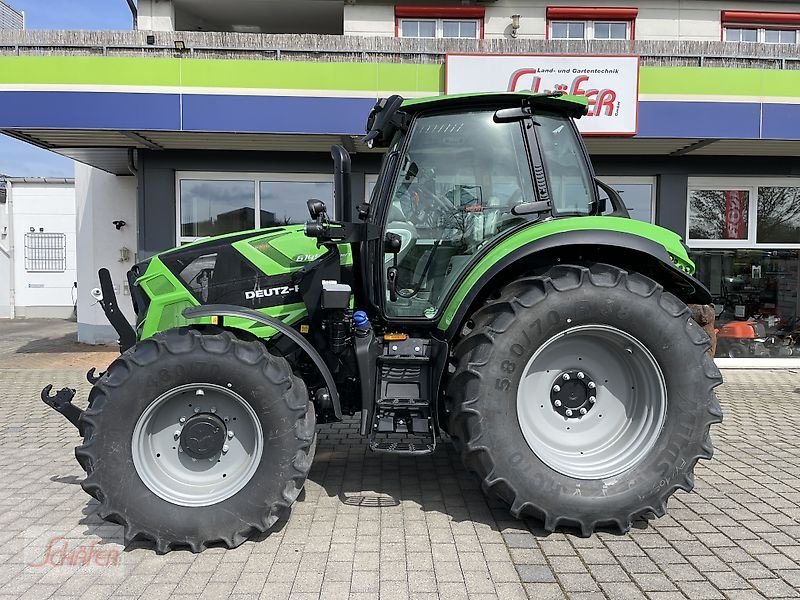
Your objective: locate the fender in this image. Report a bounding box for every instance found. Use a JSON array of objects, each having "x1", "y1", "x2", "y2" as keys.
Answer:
[
  {"x1": 183, "y1": 304, "x2": 341, "y2": 419},
  {"x1": 439, "y1": 226, "x2": 712, "y2": 340}
]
